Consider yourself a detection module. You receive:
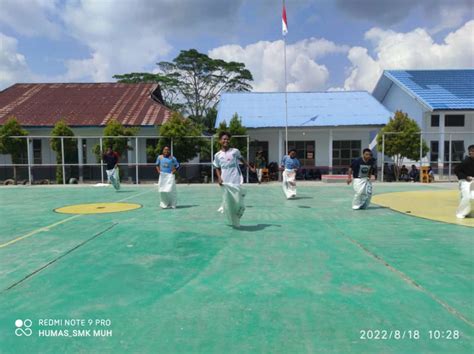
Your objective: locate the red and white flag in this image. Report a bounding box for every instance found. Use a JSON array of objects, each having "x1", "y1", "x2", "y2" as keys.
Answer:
[{"x1": 282, "y1": 2, "x2": 288, "y2": 36}]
